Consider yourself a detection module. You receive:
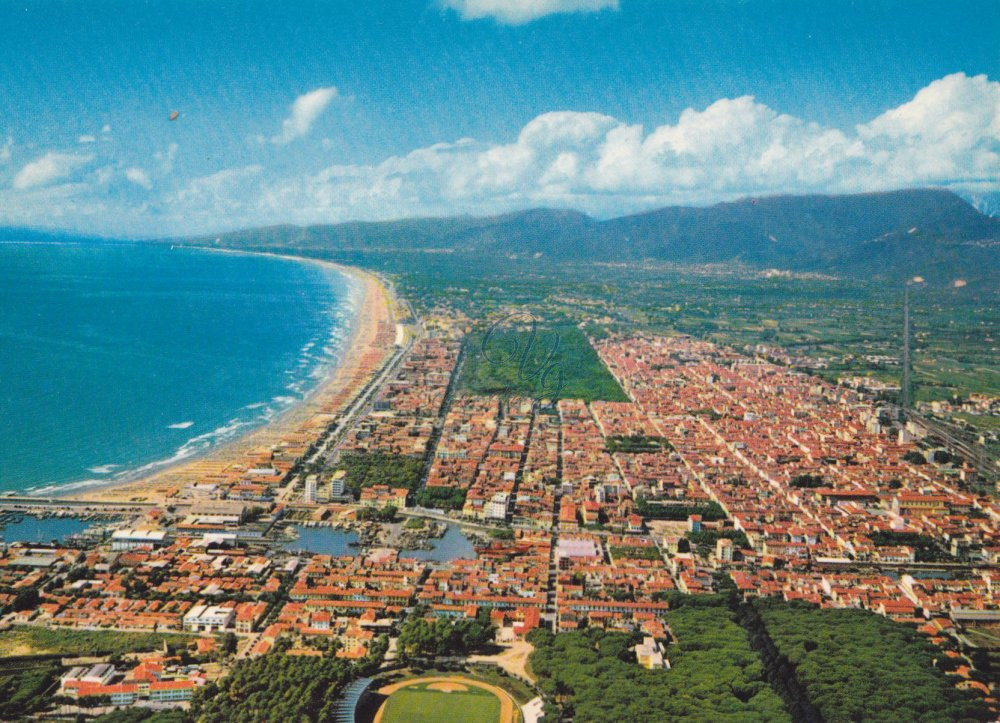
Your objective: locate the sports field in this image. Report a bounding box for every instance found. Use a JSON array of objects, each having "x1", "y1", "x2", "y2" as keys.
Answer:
[{"x1": 374, "y1": 676, "x2": 516, "y2": 723}]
